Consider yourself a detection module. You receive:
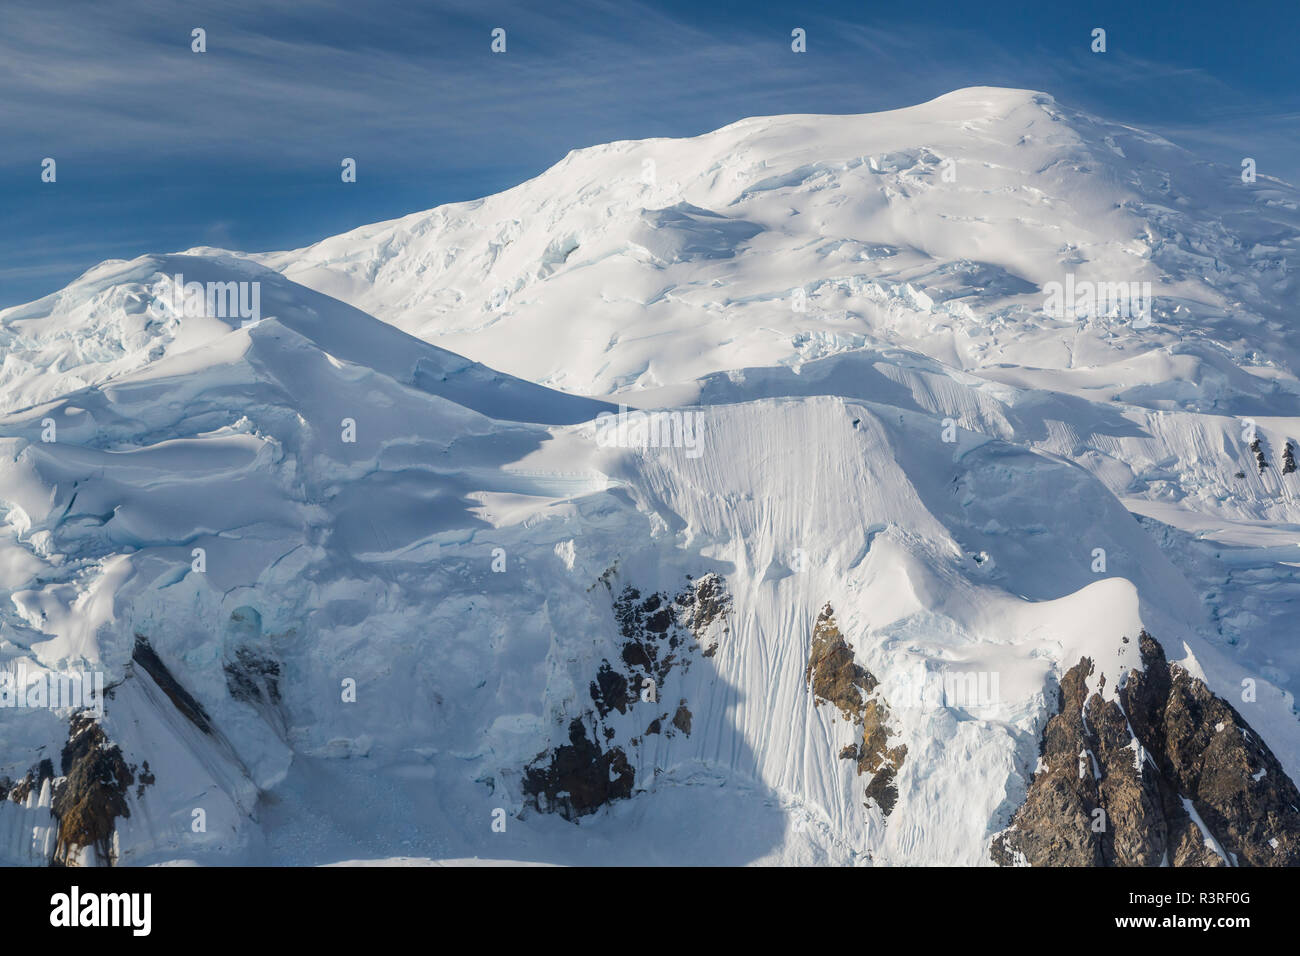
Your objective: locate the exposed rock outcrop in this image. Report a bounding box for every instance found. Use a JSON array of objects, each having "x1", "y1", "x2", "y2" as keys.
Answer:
[
  {"x1": 806, "y1": 604, "x2": 906, "y2": 815},
  {"x1": 51, "y1": 714, "x2": 135, "y2": 866},
  {"x1": 521, "y1": 717, "x2": 635, "y2": 820},
  {"x1": 522, "y1": 573, "x2": 729, "y2": 821},
  {"x1": 224, "y1": 646, "x2": 281, "y2": 707},
  {"x1": 992, "y1": 631, "x2": 1300, "y2": 866},
  {"x1": 133, "y1": 634, "x2": 213, "y2": 734},
  {"x1": 672, "y1": 701, "x2": 692, "y2": 735},
  {"x1": 7, "y1": 758, "x2": 55, "y2": 806},
  {"x1": 1251, "y1": 437, "x2": 1268, "y2": 473},
  {"x1": 4, "y1": 709, "x2": 156, "y2": 867},
  {"x1": 224, "y1": 644, "x2": 288, "y2": 737}
]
